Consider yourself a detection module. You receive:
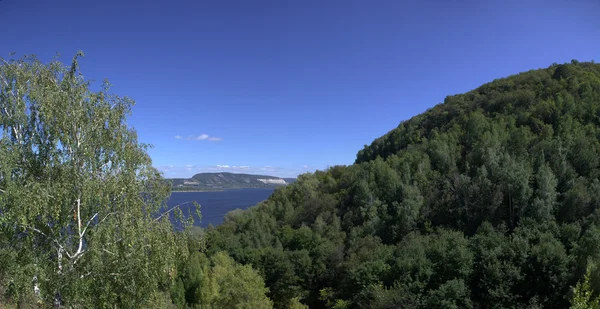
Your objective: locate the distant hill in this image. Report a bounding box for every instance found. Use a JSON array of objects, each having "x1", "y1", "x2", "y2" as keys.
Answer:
[
  {"x1": 205, "y1": 61, "x2": 600, "y2": 308},
  {"x1": 169, "y1": 172, "x2": 296, "y2": 191}
]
